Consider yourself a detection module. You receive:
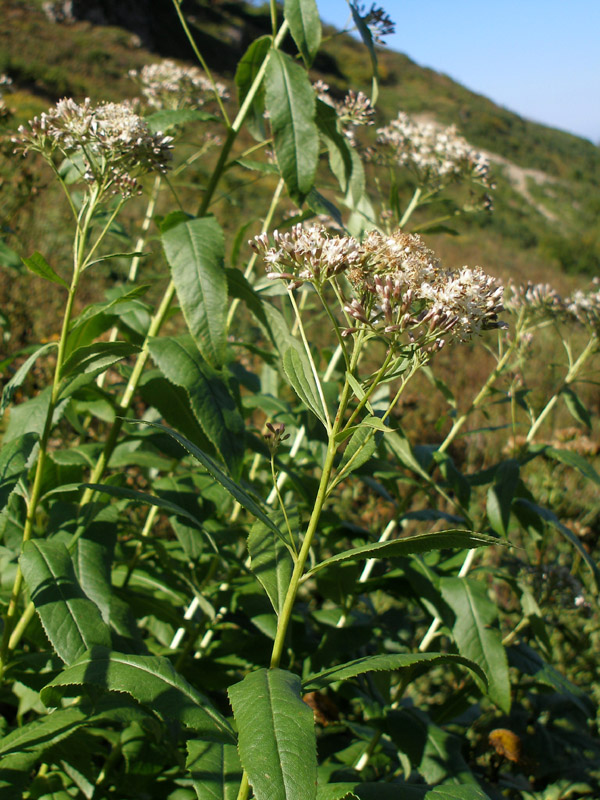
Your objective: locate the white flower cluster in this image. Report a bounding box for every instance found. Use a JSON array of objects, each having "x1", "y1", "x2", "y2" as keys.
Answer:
[
  {"x1": 252, "y1": 225, "x2": 505, "y2": 351},
  {"x1": 251, "y1": 224, "x2": 364, "y2": 288},
  {"x1": 375, "y1": 112, "x2": 492, "y2": 190},
  {"x1": 130, "y1": 60, "x2": 229, "y2": 111},
  {"x1": 347, "y1": 230, "x2": 505, "y2": 349},
  {"x1": 505, "y1": 282, "x2": 564, "y2": 319},
  {"x1": 565, "y1": 280, "x2": 600, "y2": 336},
  {"x1": 13, "y1": 98, "x2": 173, "y2": 196}
]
